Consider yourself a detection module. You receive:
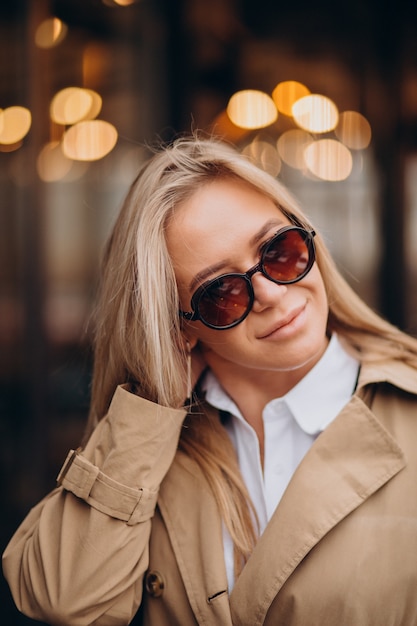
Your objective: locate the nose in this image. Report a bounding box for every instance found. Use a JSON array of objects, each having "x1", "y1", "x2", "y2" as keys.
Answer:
[{"x1": 250, "y1": 269, "x2": 288, "y2": 312}]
